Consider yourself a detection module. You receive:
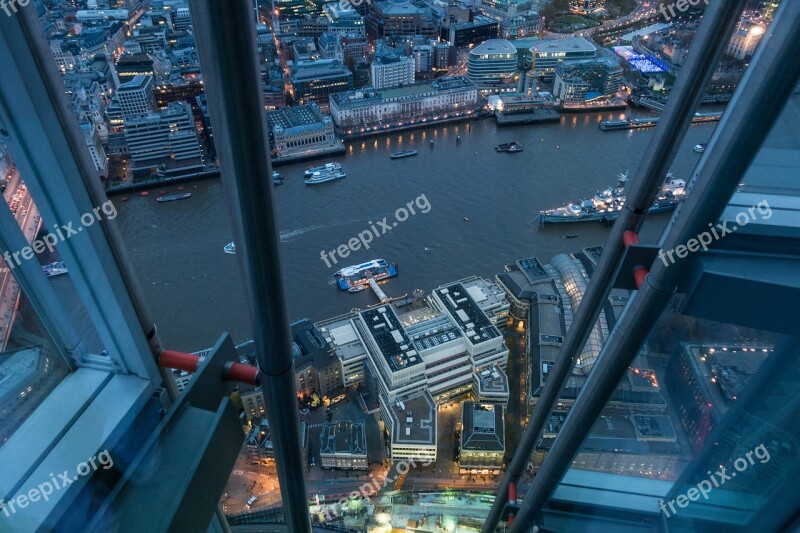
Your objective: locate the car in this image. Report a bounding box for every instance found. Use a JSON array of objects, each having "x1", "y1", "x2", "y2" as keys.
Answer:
[{"x1": 246, "y1": 496, "x2": 257, "y2": 508}]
